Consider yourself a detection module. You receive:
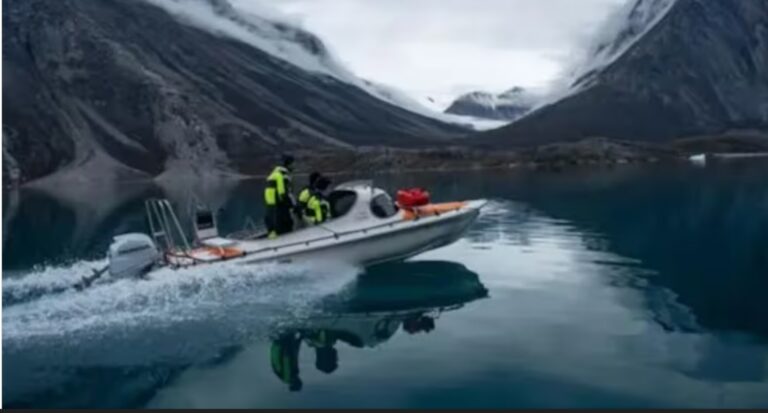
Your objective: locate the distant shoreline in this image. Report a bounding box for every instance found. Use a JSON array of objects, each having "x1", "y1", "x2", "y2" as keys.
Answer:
[{"x1": 8, "y1": 135, "x2": 768, "y2": 190}]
